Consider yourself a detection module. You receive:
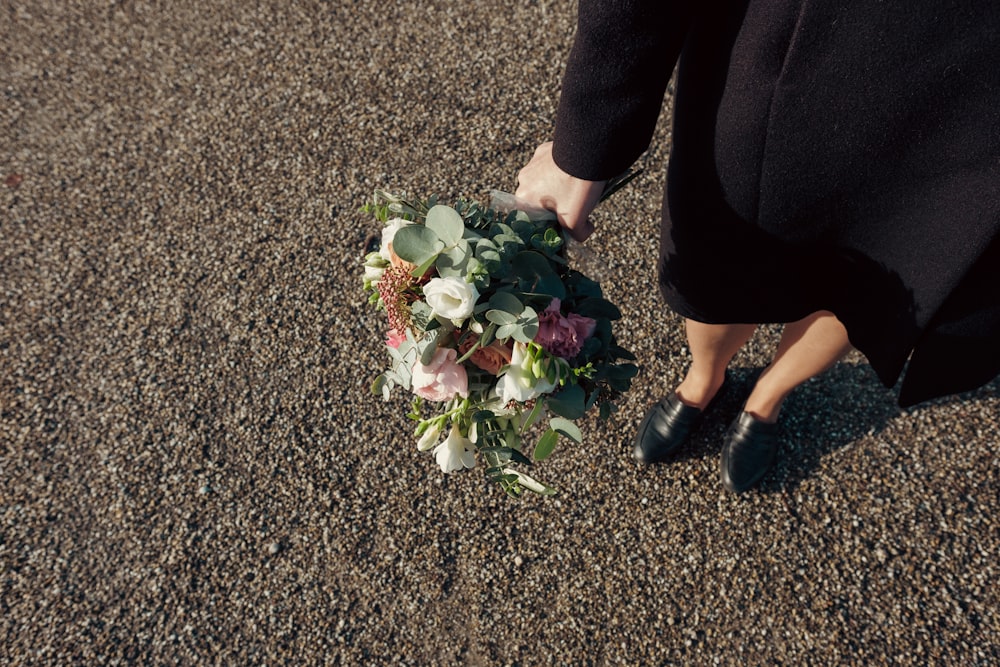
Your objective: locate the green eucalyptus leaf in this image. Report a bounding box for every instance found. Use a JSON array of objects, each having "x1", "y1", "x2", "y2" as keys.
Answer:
[
  {"x1": 425, "y1": 205, "x2": 465, "y2": 246},
  {"x1": 546, "y1": 384, "x2": 586, "y2": 419},
  {"x1": 481, "y1": 322, "x2": 498, "y2": 347},
  {"x1": 494, "y1": 235, "x2": 524, "y2": 256},
  {"x1": 511, "y1": 218, "x2": 536, "y2": 241},
  {"x1": 580, "y1": 336, "x2": 602, "y2": 358},
  {"x1": 508, "y1": 448, "x2": 533, "y2": 466},
  {"x1": 566, "y1": 271, "x2": 603, "y2": 299},
  {"x1": 411, "y1": 253, "x2": 438, "y2": 279},
  {"x1": 386, "y1": 344, "x2": 407, "y2": 364},
  {"x1": 486, "y1": 309, "x2": 518, "y2": 326},
  {"x1": 550, "y1": 417, "x2": 583, "y2": 443},
  {"x1": 607, "y1": 364, "x2": 640, "y2": 380},
  {"x1": 480, "y1": 446, "x2": 530, "y2": 466},
  {"x1": 467, "y1": 253, "x2": 490, "y2": 278},
  {"x1": 491, "y1": 222, "x2": 517, "y2": 238},
  {"x1": 419, "y1": 334, "x2": 440, "y2": 365},
  {"x1": 435, "y1": 241, "x2": 471, "y2": 277},
  {"x1": 574, "y1": 297, "x2": 622, "y2": 320},
  {"x1": 511, "y1": 251, "x2": 566, "y2": 300},
  {"x1": 496, "y1": 323, "x2": 518, "y2": 340},
  {"x1": 511, "y1": 250, "x2": 555, "y2": 279},
  {"x1": 533, "y1": 428, "x2": 559, "y2": 461},
  {"x1": 510, "y1": 470, "x2": 557, "y2": 495},
  {"x1": 474, "y1": 243, "x2": 501, "y2": 272},
  {"x1": 480, "y1": 445, "x2": 512, "y2": 461},
  {"x1": 523, "y1": 396, "x2": 546, "y2": 430},
  {"x1": 474, "y1": 237, "x2": 498, "y2": 253},
  {"x1": 534, "y1": 275, "x2": 566, "y2": 300},
  {"x1": 392, "y1": 224, "x2": 444, "y2": 264},
  {"x1": 510, "y1": 324, "x2": 533, "y2": 344},
  {"x1": 410, "y1": 300, "x2": 433, "y2": 330},
  {"x1": 610, "y1": 343, "x2": 637, "y2": 361},
  {"x1": 462, "y1": 226, "x2": 484, "y2": 242},
  {"x1": 471, "y1": 410, "x2": 495, "y2": 422},
  {"x1": 489, "y1": 291, "x2": 524, "y2": 315},
  {"x1": 516, "y1": 306, "x2": 539, "y2": 342}
]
